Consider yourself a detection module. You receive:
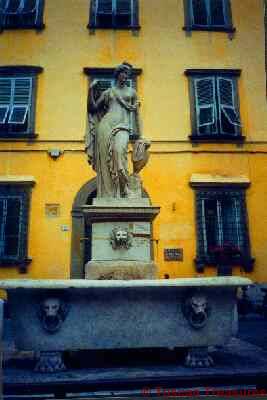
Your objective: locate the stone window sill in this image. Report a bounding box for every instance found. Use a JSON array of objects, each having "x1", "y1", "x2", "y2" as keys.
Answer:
[{"x1": 0, "y1": 258, "x2": 32, "y2": 273}]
